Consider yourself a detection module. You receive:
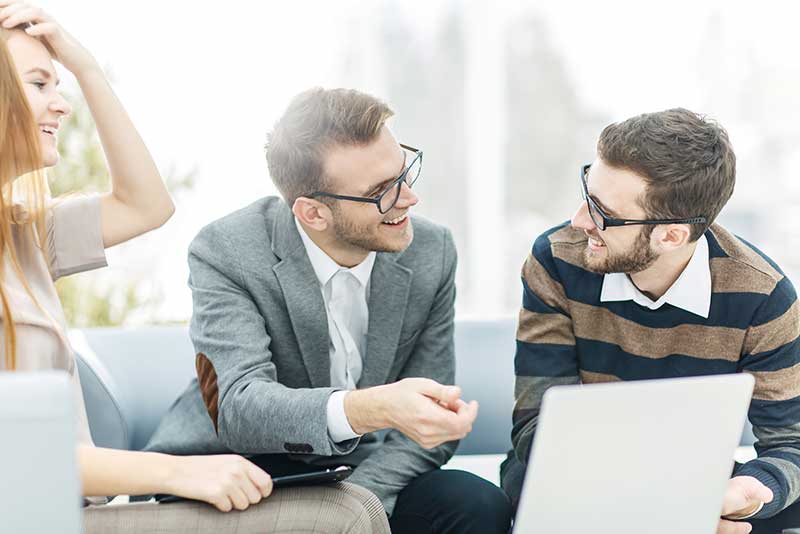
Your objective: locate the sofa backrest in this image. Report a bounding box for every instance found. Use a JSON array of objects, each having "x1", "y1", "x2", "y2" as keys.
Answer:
[
  {"x1": 74, "y1": 319, "x2": 755, "y2": 454},
  {"x1": 74, "y1": 320, "x2": 519, "y2": 454},
  {"x1": 453, "y1": 318, "x2": 516, "y2": 454},
  {"x1": 72, "y1": 327, "x2": 196, "y2": 451}
]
